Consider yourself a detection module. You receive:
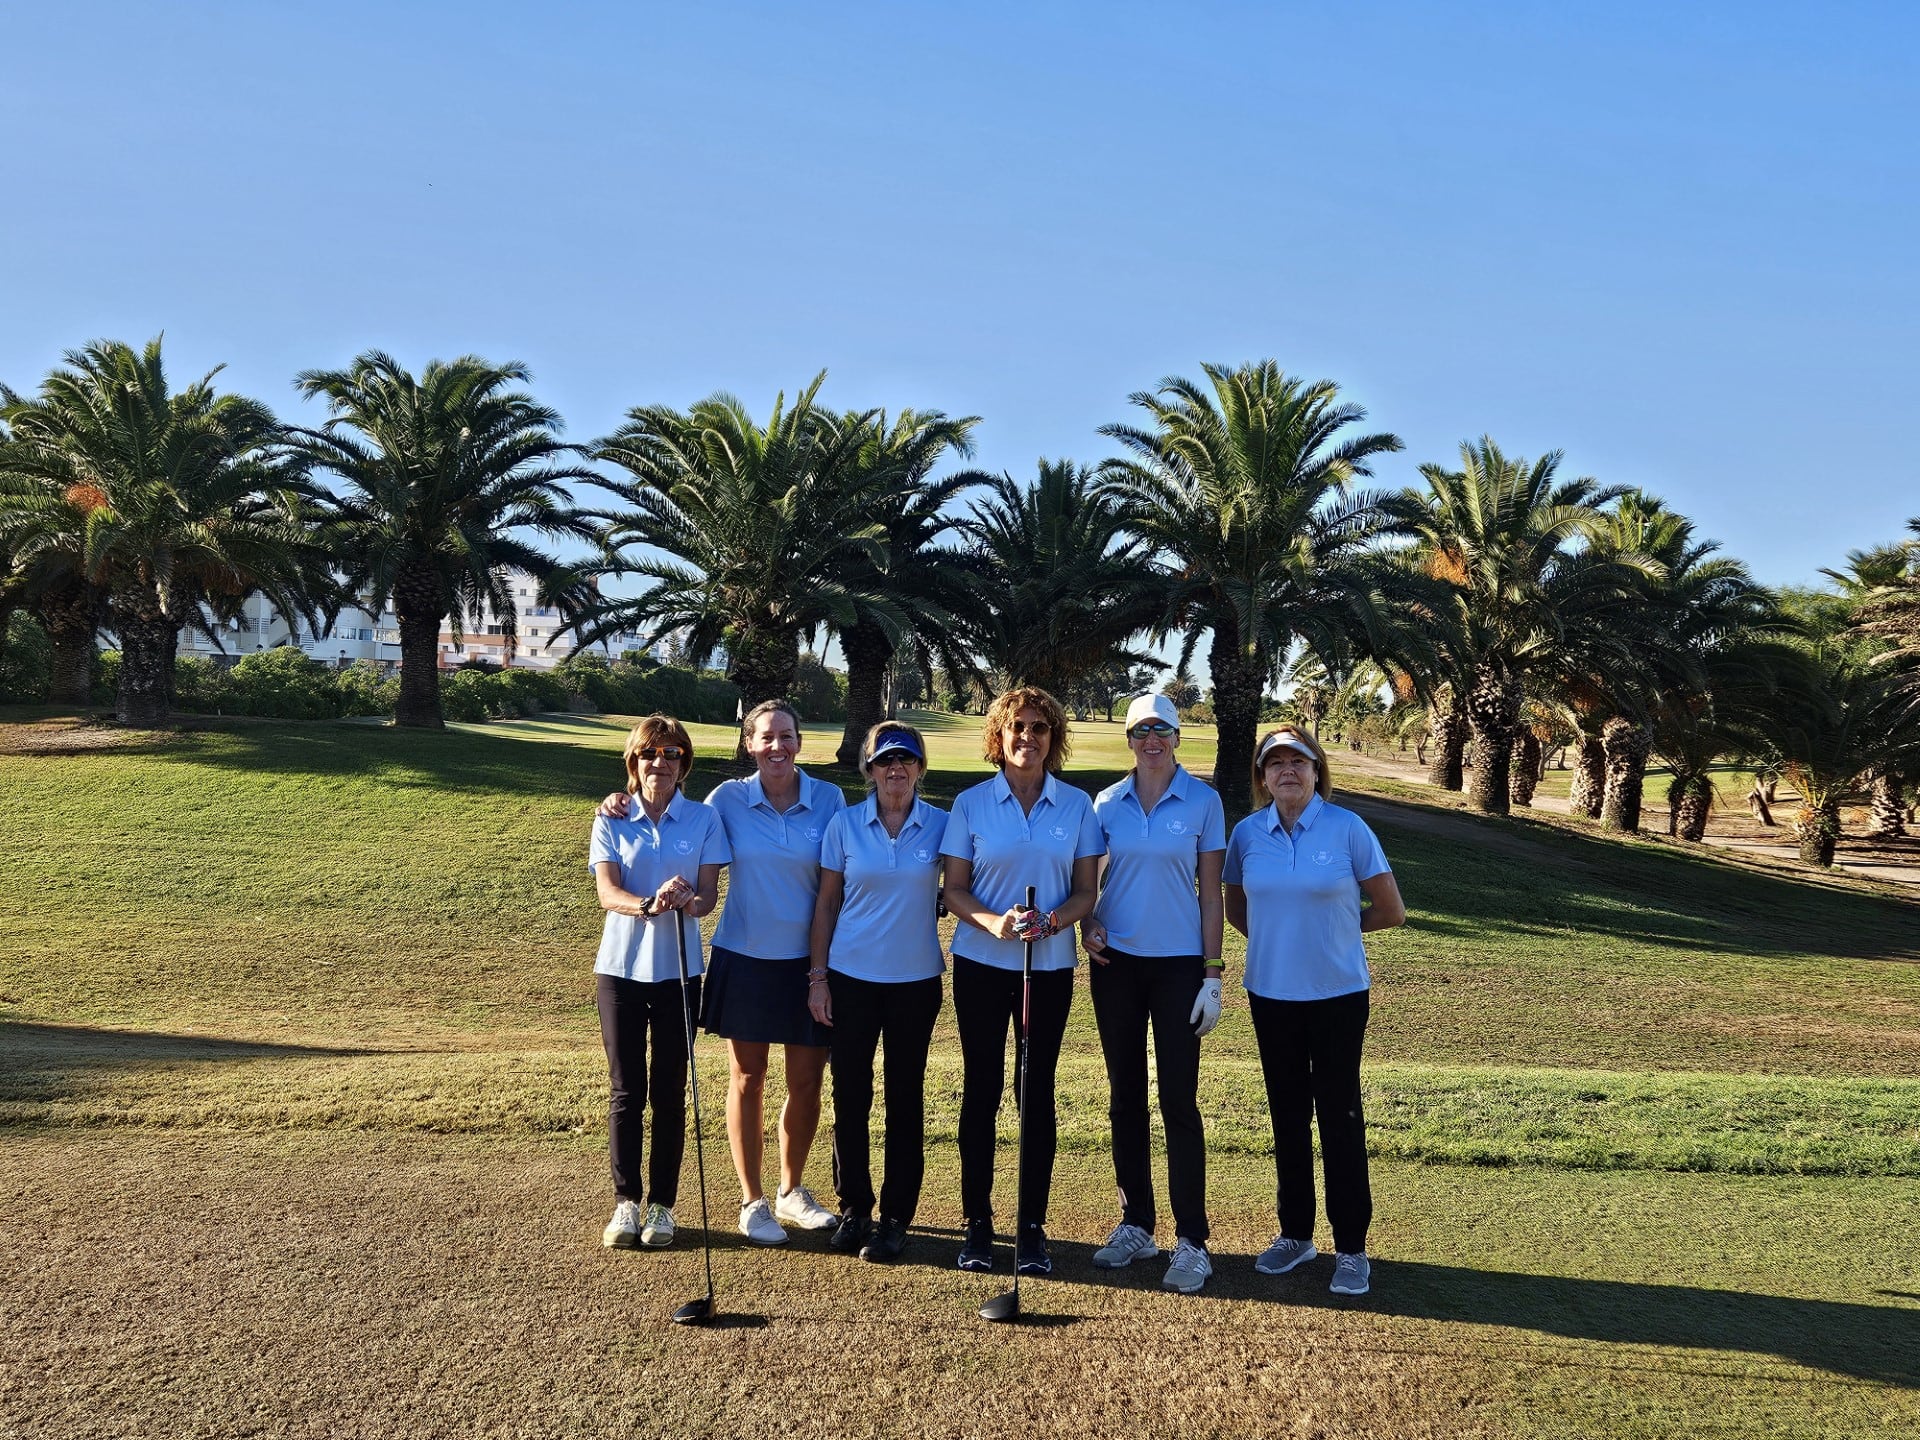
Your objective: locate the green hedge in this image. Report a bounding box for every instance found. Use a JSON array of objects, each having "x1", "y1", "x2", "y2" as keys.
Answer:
[{"x1": 0, "y1": 613, "x2": 53, "y2": 703}]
